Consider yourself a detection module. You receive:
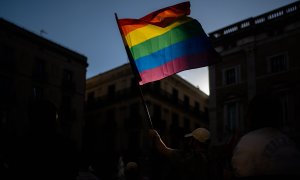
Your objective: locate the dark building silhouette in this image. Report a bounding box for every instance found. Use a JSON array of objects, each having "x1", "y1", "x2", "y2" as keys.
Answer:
[
  {"x1": 0, "y1": 18, "x2": 88, "y2": 150},
  {"x1": 84, "y1": 63, "x2": 208, "y2": 179},
  {"x1": 208, "y1": 1, "x2": 300, "y2": 145}
]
